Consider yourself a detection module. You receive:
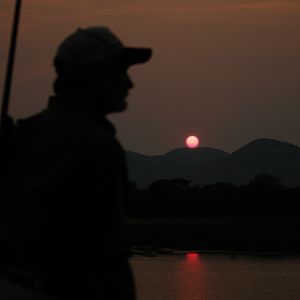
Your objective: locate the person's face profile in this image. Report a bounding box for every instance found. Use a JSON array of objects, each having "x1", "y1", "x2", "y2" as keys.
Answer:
[{"x1": 90, "y1": 58, "x2": 134, "y2": 113}]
